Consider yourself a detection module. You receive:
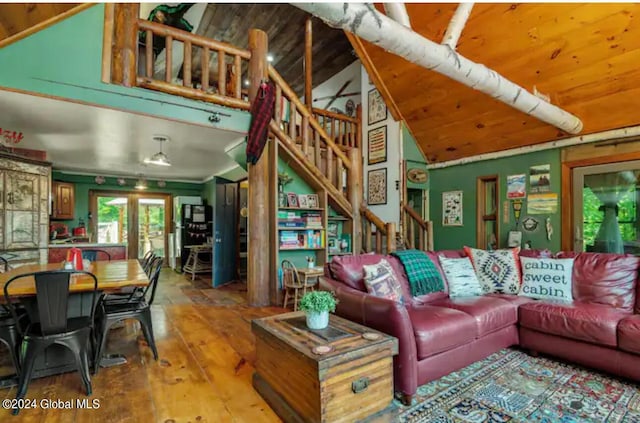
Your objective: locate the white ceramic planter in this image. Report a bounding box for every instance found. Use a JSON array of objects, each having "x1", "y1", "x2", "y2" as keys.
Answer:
[{"x1": 306, "y1": 311, "x2": 329, "y2": 330}]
